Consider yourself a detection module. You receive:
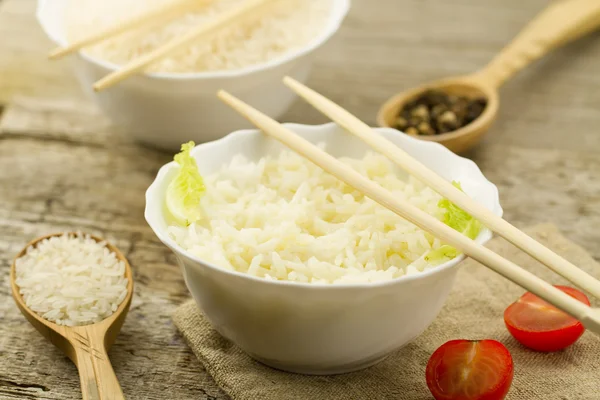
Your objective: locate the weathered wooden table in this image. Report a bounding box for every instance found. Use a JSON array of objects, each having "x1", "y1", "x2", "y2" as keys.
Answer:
[{"x1": 1, "y1": 0, "x2": 599, "y2": 398}]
